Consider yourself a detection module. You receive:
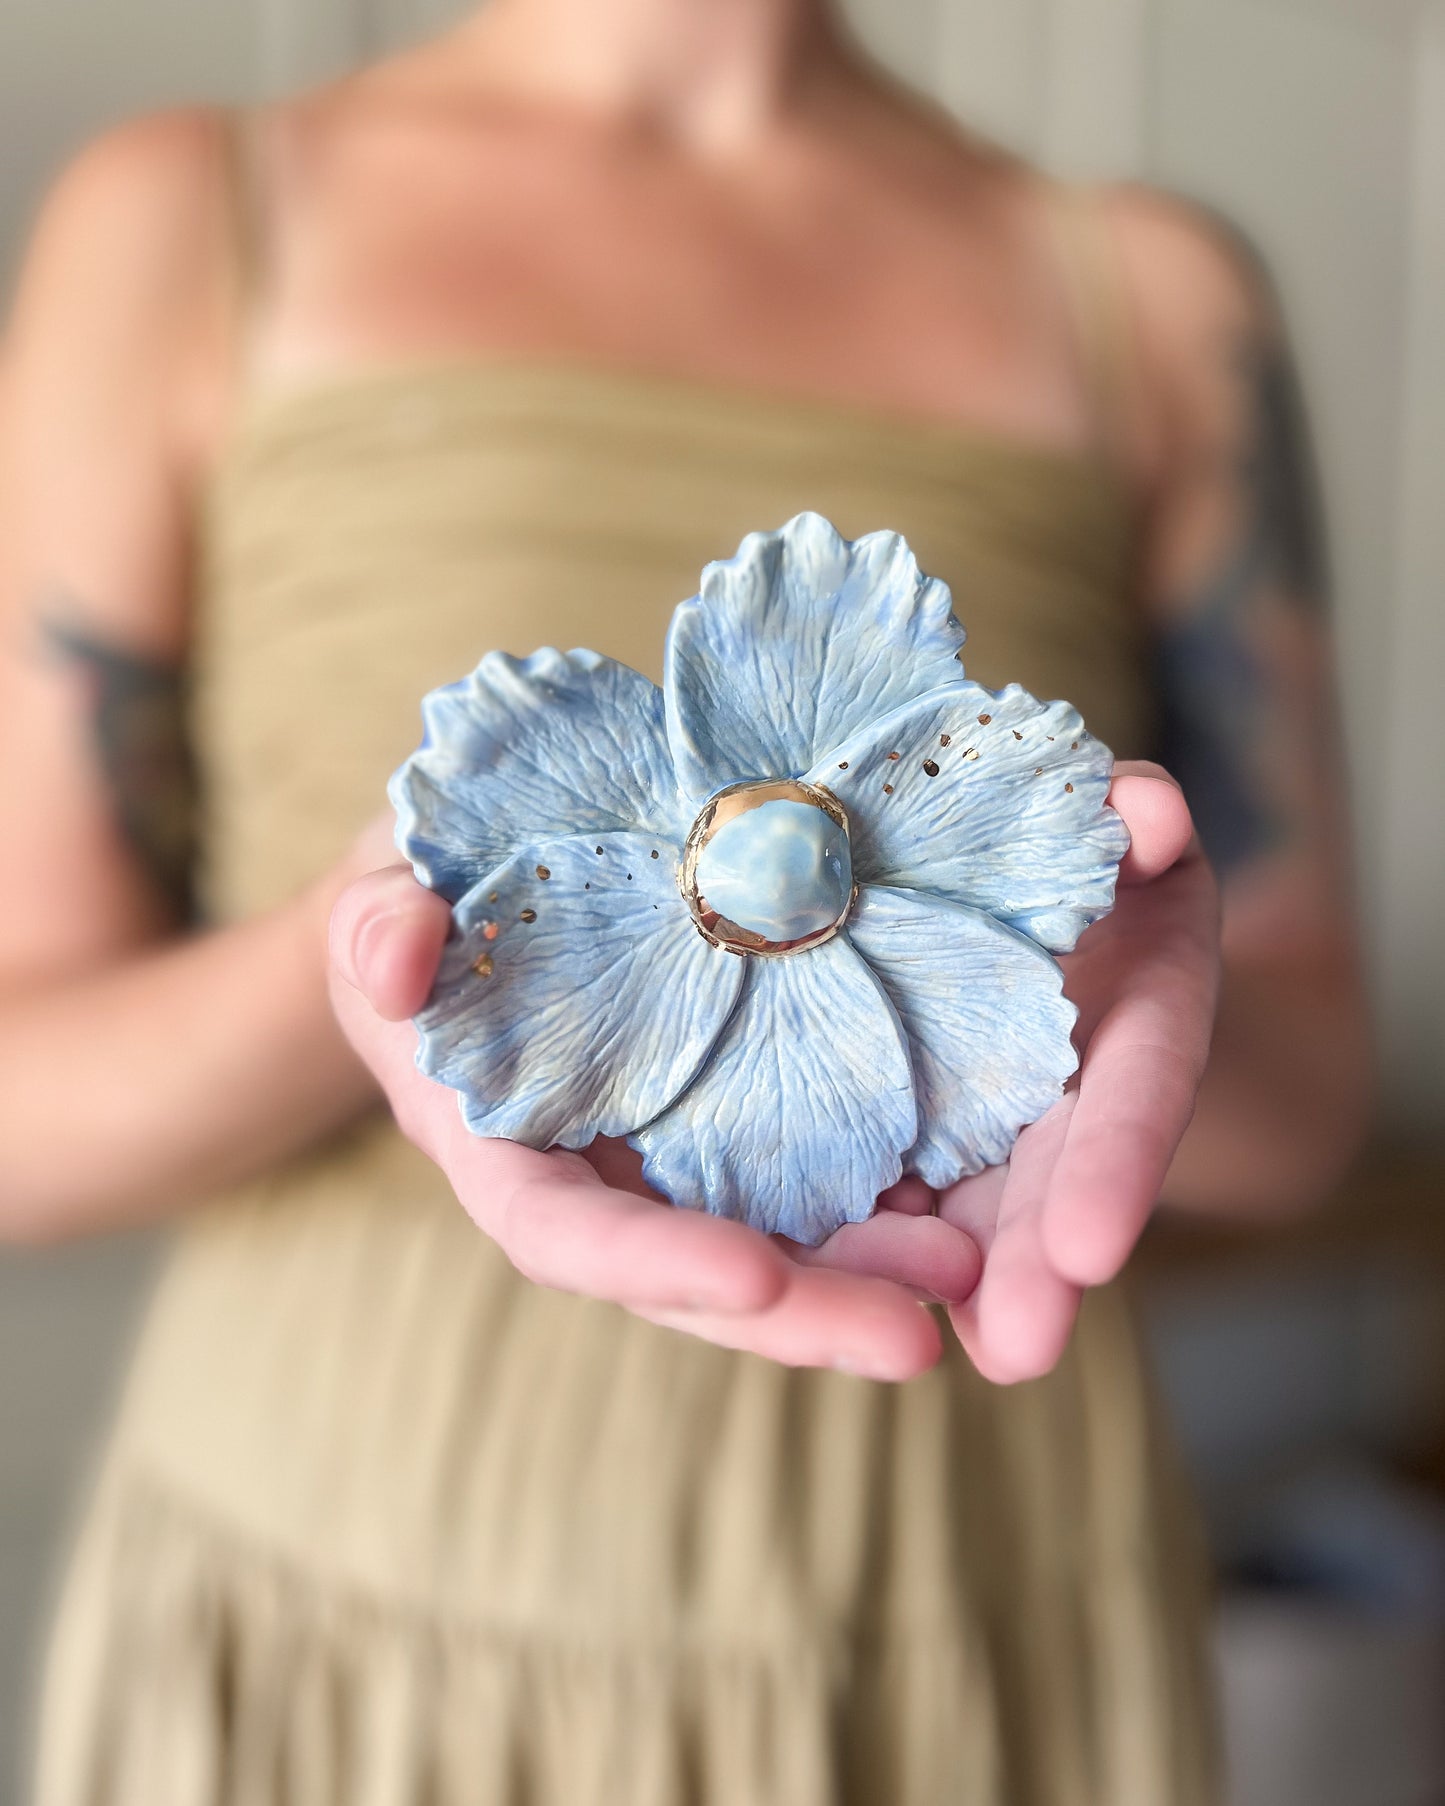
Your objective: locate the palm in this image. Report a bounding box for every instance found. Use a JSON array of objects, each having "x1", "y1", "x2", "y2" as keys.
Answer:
[
  {"x1": 938, "y1": 833, "x2": 1219, "y2": 1380},
  {"x1": 328, "y1": 765, "x2": 1216, "y2": 1384}
]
